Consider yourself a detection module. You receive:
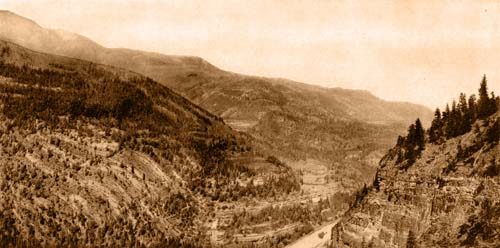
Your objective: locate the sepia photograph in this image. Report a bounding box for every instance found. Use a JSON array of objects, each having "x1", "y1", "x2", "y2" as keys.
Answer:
[{"x1": 0, "y1": 0, "x2": 499, "y2": 247}]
